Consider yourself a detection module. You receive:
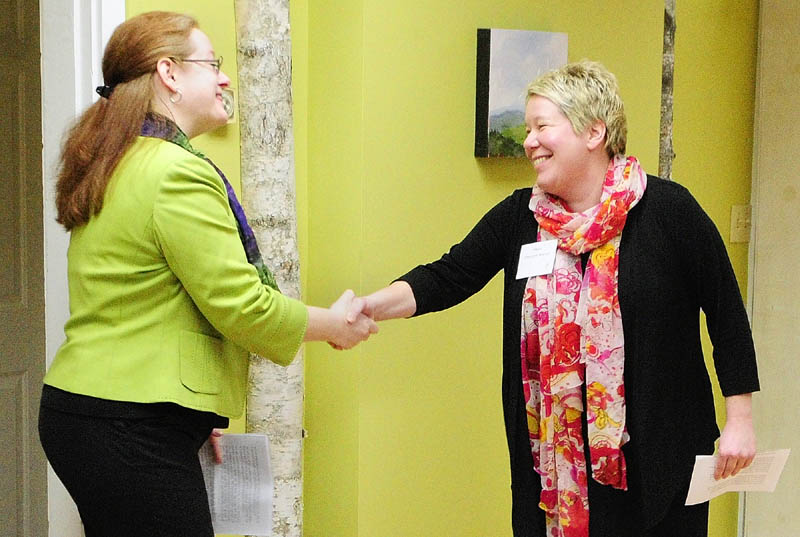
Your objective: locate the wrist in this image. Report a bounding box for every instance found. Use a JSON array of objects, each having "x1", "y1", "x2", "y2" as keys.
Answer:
[
  {"x1": 305, "y1": 306, "x2": 343, "y2": 343},
  {"x1": 725, "y1": 393, "x2": 754, "y2": 419}
]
